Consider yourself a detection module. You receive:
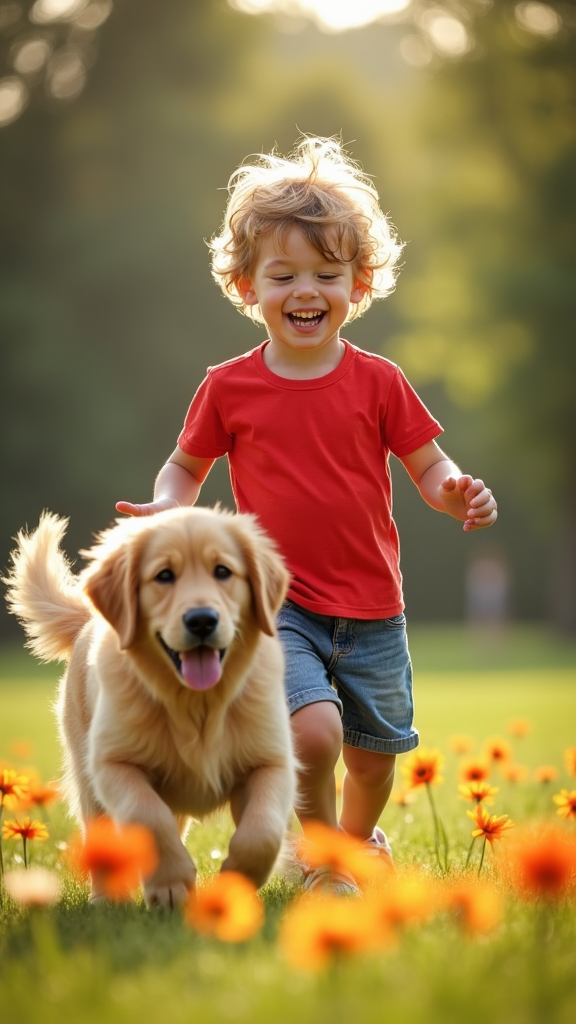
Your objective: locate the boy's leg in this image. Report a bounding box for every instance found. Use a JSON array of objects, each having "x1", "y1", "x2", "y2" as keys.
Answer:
[
  {"x1": 339, "y1": 745, "x2": 396, "y2": 839},
  {"x1": 291, "y1": 700, "x2": 343, "y2": 830}
]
